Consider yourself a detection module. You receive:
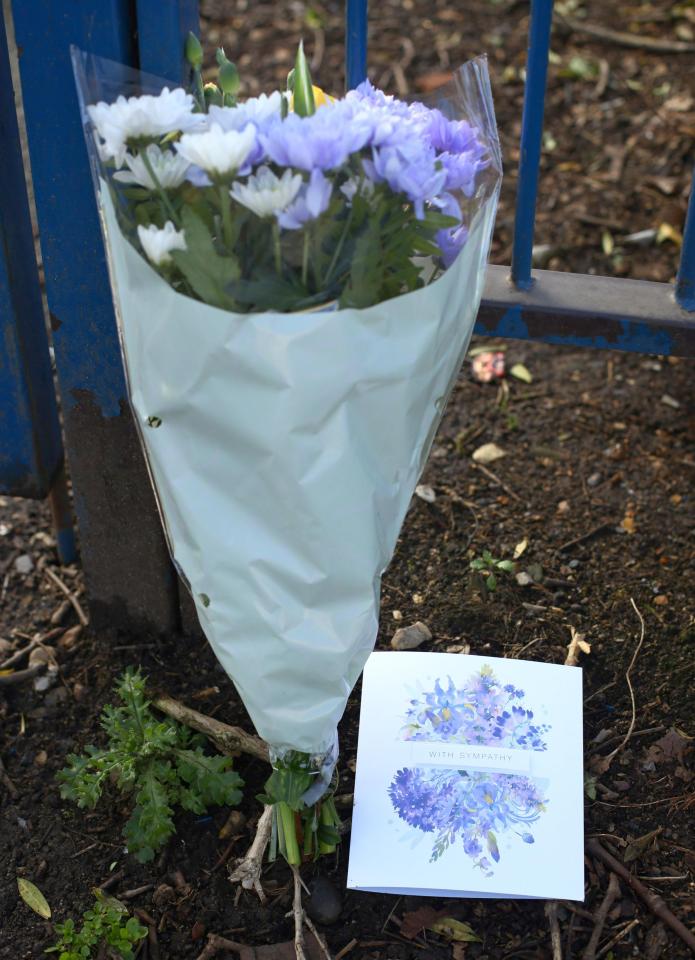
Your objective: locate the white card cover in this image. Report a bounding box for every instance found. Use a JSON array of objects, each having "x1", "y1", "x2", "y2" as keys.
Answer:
[{"x1": 347, "y1": 652, "x2": 584, "y2": 900}]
